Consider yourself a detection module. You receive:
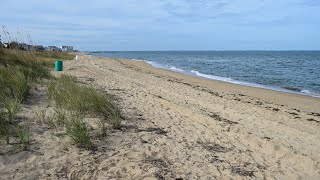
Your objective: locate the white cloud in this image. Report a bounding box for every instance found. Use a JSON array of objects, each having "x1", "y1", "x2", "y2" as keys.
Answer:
[{"x1": 1, "y1": 0, "x2": 319, "y2": 50}]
